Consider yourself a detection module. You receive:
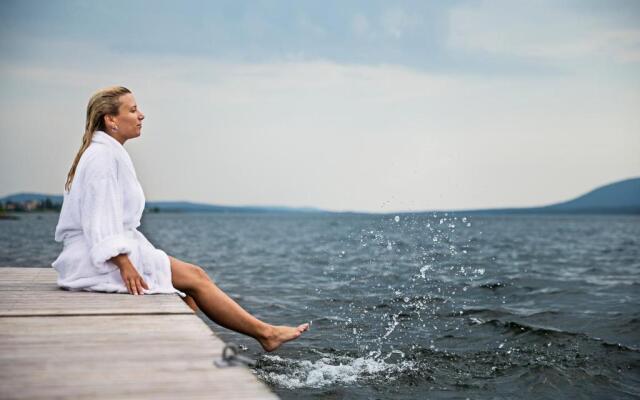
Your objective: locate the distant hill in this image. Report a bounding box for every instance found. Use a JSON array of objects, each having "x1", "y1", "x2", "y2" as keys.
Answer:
[
  {"x1": 1, "y1": 193, "x2": 63, "y2": 203},
  {"x1": 540, "y1": 177, "x2": 640, "y2": 212},
  {"x1": 437, "y1": 177, "x2": 640, "y2": 215},
  {"x1": 0, "y1": 193, "x2": 324, "y2": 214},
  {"x1": 143, "y1": 201, "x2": 324, "y2": 214},
  {"x1": 2, "y1": 177, "x2": 639, "y2": 215}
]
